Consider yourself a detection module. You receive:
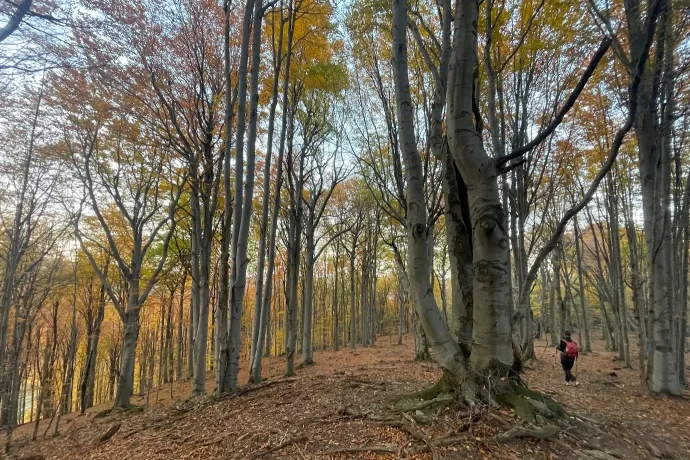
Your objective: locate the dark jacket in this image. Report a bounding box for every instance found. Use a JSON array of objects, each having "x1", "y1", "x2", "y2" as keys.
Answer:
[
  {"x1": 558, "y1": 338, "x2": 576, "y2": 362},
  {"x1": 557, "y1": 338, "x2": 572, "y2": 353}
]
